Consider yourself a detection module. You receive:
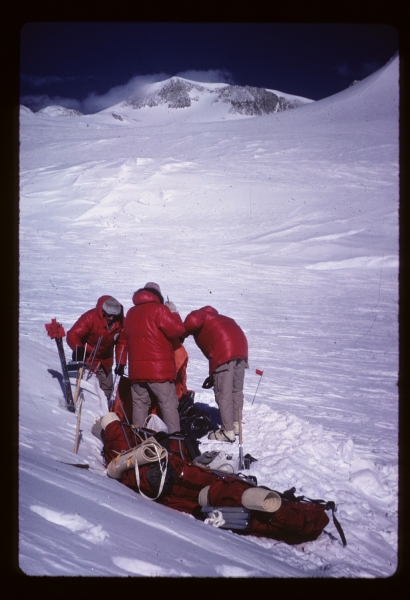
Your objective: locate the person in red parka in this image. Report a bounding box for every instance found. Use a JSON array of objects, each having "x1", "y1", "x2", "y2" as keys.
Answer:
[
  {"x1": 118, "y1": 282, "x2": 184, "y2": 434},
  {"x1": 183, "y1": 306, "x2": 248, "y2": 442},
  {"x1": 67, "y1": 295, "x2": 125, "y2": 401}
]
